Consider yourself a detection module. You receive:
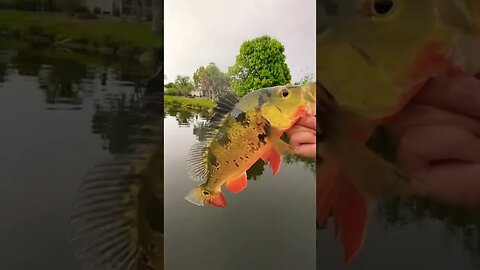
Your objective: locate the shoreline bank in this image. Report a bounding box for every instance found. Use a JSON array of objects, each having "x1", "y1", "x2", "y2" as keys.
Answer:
[
  {"x1": 0, "y1": 10, "x2": 162, "y2": 65},
  {"x1": 164, "y1": 96, "x2": 216, "y2": 111}
]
